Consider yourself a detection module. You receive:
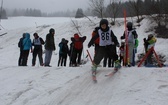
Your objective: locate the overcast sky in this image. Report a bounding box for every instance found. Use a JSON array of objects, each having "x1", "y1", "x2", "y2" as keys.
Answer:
[
  {"x1": 4, "y1": 0, "x2": 89, "y2": 13},
  {"x1": 3, "y1": 0, "x2": 127, "y2": 13}
]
